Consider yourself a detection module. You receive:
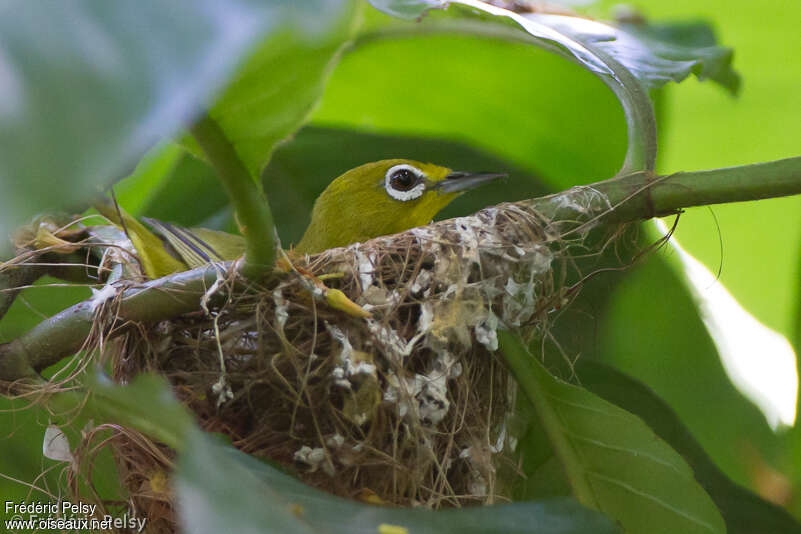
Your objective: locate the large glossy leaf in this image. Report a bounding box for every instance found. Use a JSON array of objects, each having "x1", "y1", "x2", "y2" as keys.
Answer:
[
  {"x1": 367, "y1": 1, "x2": 736, "y2": 173},
  {"x1": 368, "y1": 0, "x2": 445, "y2": 19},
  {"x1": 314, "y1": 32, "x2": 627, "y2": 191},
  {"x1": 531, "y1": 16, "x2": 739, "y2": 94},
  {"x1": 596, "y1": 252, "x2": 785, "y2": 492},
  {"x1": 365, "y1": 0, "x2": 654, "y2": 173},
  {"x1": 577, "y1": 360, "x2": 801, "y2": 534},
  {"x1": 499, "y1": 331, "x2": 726, "y2": 534},
  {"x1": 651, "y1": 221, "x2": 796, "y2": 430},
  {"x1": 616, "y1": 21, "x2": 739, "y2": 93},
  {"x1": 369, "y1": 1, "x2": 737, "y2": 92},
  {"x1": 0, "y1": 0, "x2": 357, "y2": 253},
  {"x1": 176, "y1": 427, "x2": 620, "y2": 534}
]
